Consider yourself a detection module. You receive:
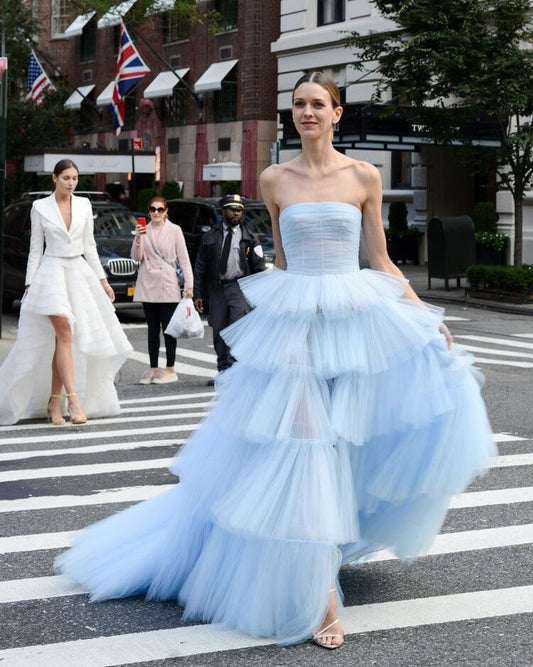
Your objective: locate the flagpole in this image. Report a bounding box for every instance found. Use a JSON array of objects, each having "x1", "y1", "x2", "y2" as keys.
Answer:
[{"x1": 0, "y1": 23, "x2": 7, "y2": 337}]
